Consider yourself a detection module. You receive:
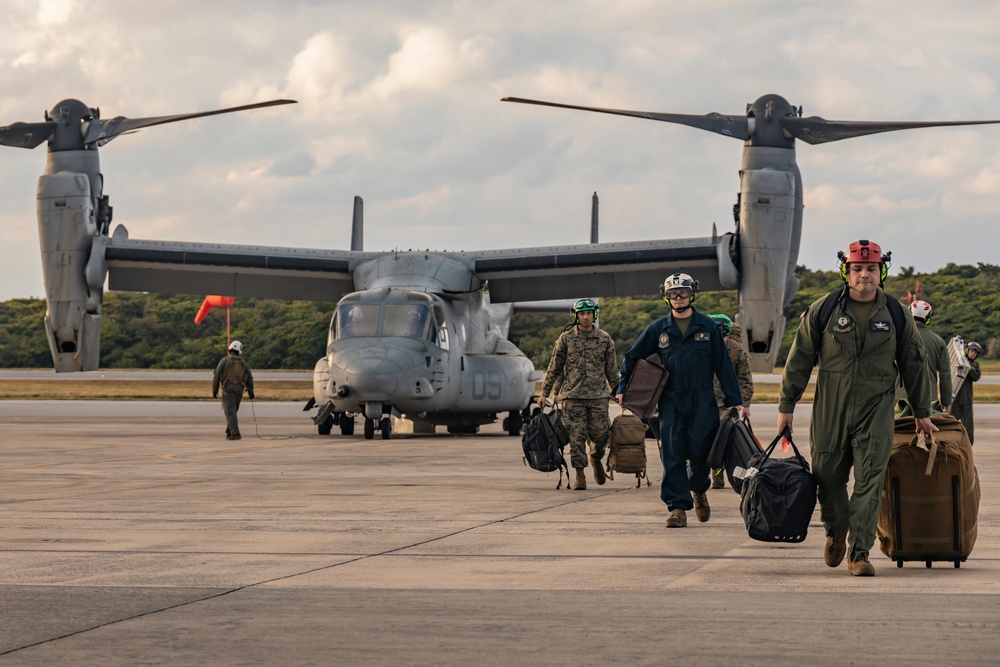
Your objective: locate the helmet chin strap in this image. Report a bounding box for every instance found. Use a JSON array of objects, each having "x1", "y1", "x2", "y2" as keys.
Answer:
[{"x1": 673, "y1": 303, "x2": 693, "y2": 313}]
